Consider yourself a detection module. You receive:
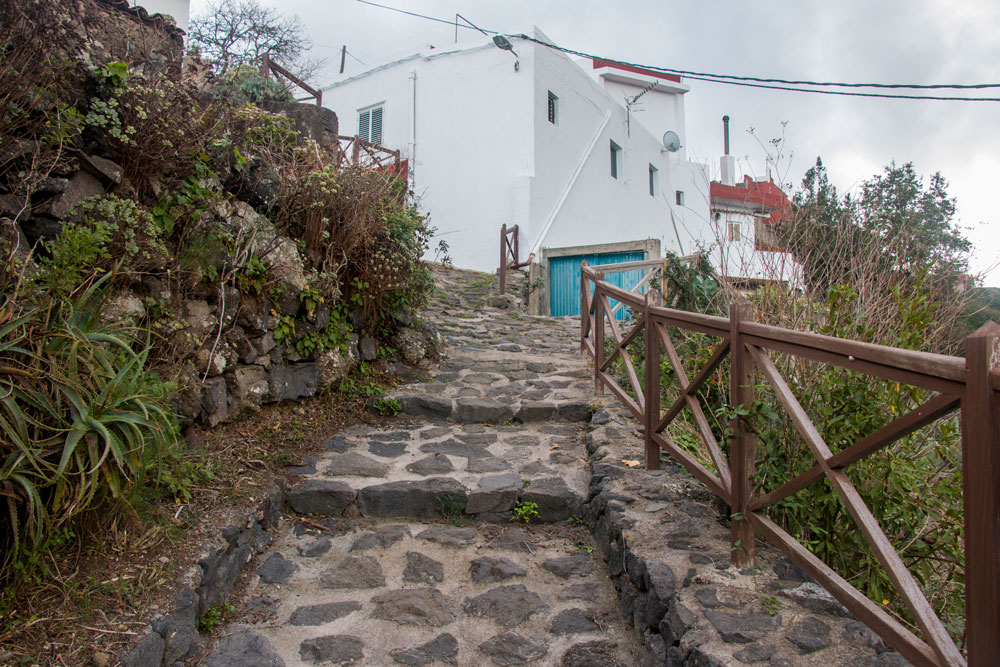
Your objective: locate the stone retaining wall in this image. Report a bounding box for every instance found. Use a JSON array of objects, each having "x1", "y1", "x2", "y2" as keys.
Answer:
[
  {"x1": 584, "y1": 403, "x2": 910, "y2": 666},
  {"x1": 120, "y1": 486, "x2": 285, "y2": 667}
]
